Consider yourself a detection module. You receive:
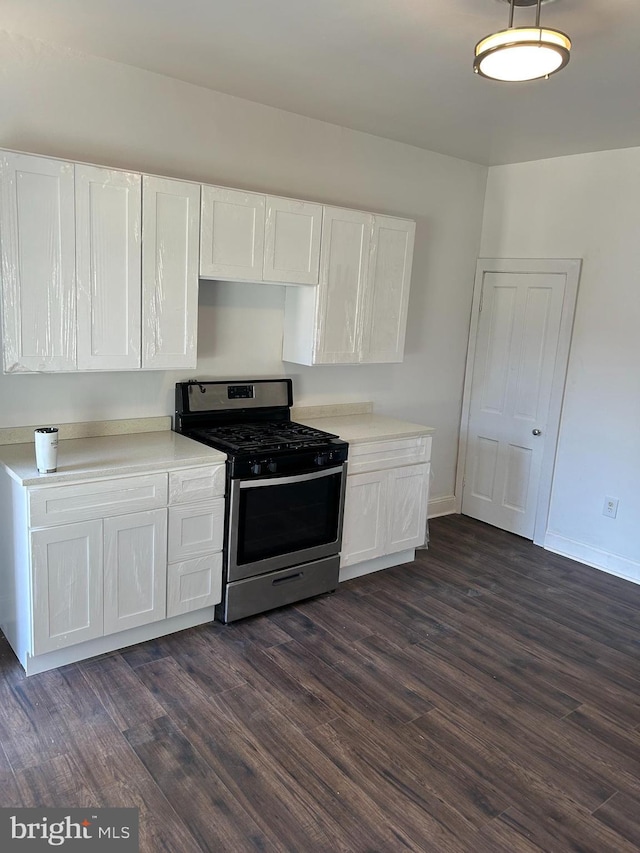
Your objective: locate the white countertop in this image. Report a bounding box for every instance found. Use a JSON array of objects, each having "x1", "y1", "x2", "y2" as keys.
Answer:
[
  {"x1": 296, "y1": 413, "x2": 434, "y2": 443},
  {"x1": 0, "y1": 431, "x2": 226, "y2": 487}
]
